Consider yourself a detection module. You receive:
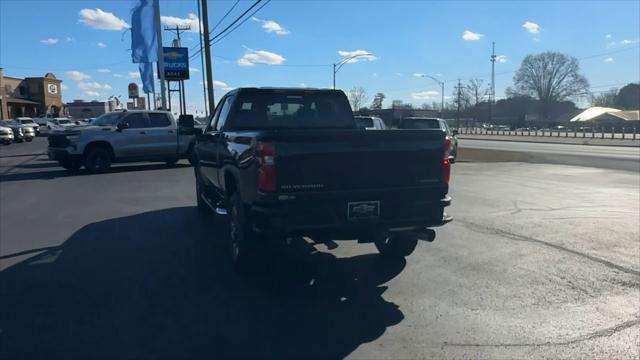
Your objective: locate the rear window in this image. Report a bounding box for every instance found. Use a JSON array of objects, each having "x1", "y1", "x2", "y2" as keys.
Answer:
[
  {"x1": 149, "y1": 113, "x2": 171, "y2": 127},
  {"x1": 355, "y1": 117, "x2": 374, "y2": 129},
  {"x1": 399, "y1": 118, "x2": 440, "y2": 129},
  {"x1": 229, "y1": 91, "x2": 355, "y2": 130}
]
